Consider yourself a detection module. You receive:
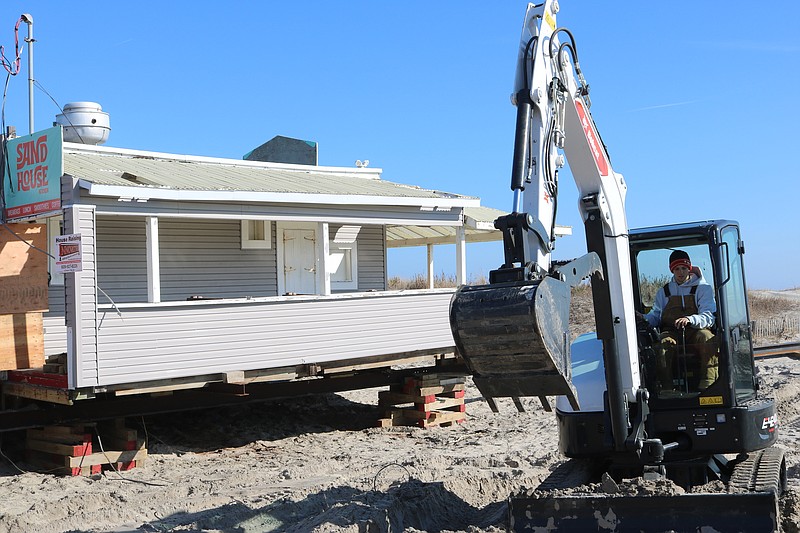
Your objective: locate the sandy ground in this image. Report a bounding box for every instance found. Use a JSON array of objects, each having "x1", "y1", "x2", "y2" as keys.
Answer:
[{"x1": 0, "y1": 292, "x2": 798, "y2": 532}]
